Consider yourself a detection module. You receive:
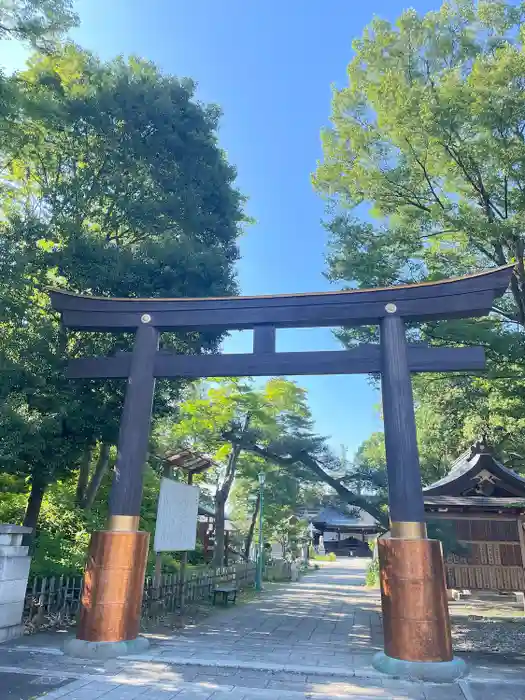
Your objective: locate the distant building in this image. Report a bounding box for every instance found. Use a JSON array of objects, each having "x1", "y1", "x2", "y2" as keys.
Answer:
[
  {"x1": 306, "y1": 506, "x2": 382, "y2": 557},
  {"x1": 197, "y1": 504, "x2": 238, "y2": 563},
  {"x1": 423, "y1": 439, "x2": 525, "y2": 593}
]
